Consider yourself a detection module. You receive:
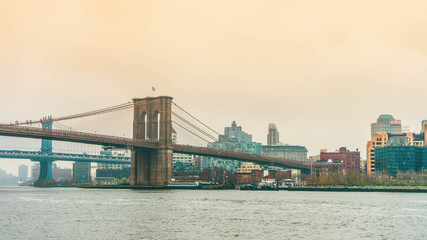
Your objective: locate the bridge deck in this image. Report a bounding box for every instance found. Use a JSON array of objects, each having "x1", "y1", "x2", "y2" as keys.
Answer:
[
  {"x1": 0, "y1": 124, "x2": 158, "y2": 149},
  {"x1": 173, "y1": 144, "x2": 310, "y2": 170},
  {"x1": 0, "y1": 124, "x2": 310, "y2": 170}
]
